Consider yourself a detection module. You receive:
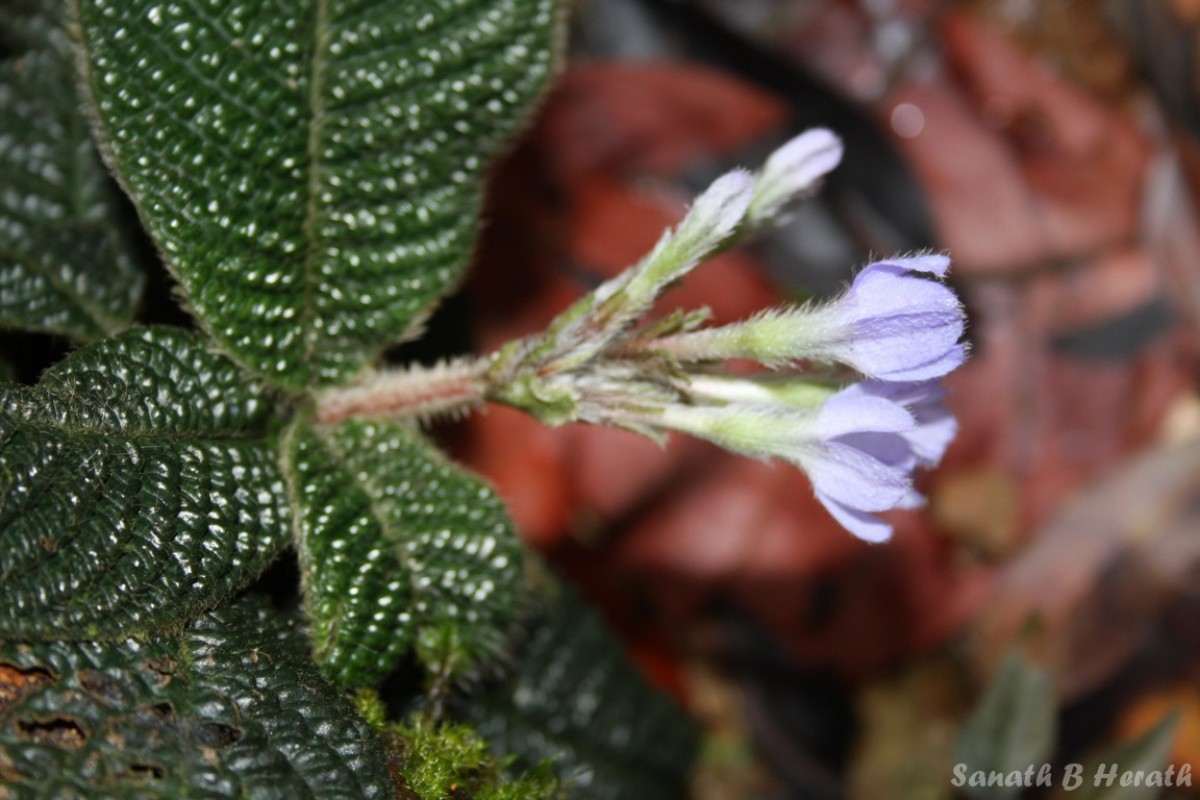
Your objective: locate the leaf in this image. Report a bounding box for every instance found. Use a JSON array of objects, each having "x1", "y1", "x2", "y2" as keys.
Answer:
[
  {"x1": 1062, "y1": 712, "x2": 1181, "y2": 800},
  {"x1": 284, "y1": 417, "x2": 524, "y2": 686},
  {"x1": 0, "y1": 597, "x2": 396, "y2": 798},
  {"x1": 0, "y1": 0, "x2": 144, "y2": 341},
  {"x1": 0, "y1": 327, "x2": 291, "y2": 640},
  {"x1": 954, "y1": 651, "x2": 1057, "y2": 800},
  {"x1": 73, "y1": 0, "x2": 561, "y2": 388},
  {"x1": 459, "y1": 579, "x2": 699, "y2": 800}
]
